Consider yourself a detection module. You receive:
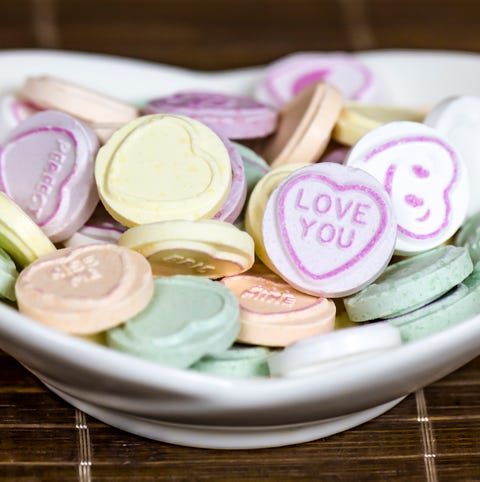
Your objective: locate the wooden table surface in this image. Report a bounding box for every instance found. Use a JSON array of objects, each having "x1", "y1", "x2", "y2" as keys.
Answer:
[{"x1": 1, "y1": 1, "x2": 480, "y2": 480}]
